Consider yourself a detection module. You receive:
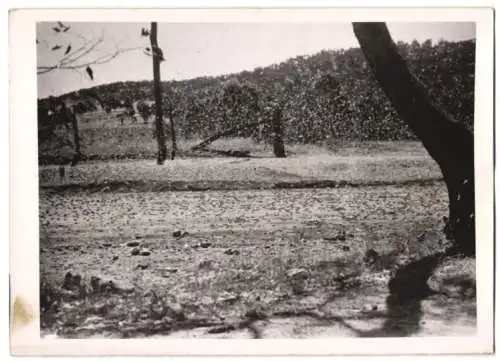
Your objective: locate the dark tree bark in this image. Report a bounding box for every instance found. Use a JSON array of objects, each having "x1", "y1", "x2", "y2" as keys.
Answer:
[
  {"x1": 65, "y1": 106, "x2": 81, "y2": 166},
  {"x1": 150, "y1": 22, "x2": 168, "y2": 165},
  {"x1": 272, "y1": 104, "x2": 286, "y2": 158},
  {"x1": 352, "y1": 23, "x2": 475, "y2": 256},
  {"x1": 168, "y1": 103, "x2": 177, "y2": 160}
]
